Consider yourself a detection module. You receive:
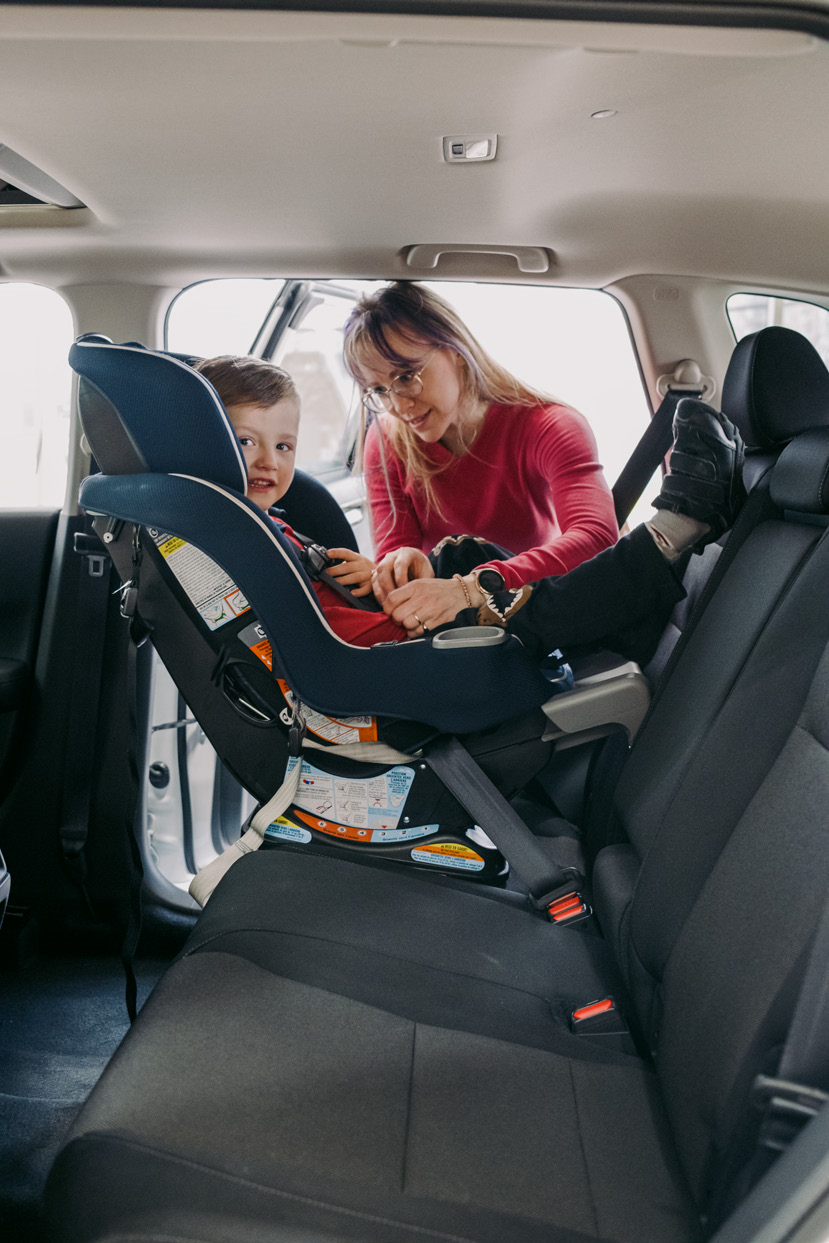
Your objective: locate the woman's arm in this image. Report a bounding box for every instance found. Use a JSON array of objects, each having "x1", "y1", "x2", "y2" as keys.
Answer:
[
  {"x1": 483, "y1": 406, "x2": 619, "y2": 589},
  {"x1": 364, "y1": 420, "x2": 425, "y2": 558}
]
